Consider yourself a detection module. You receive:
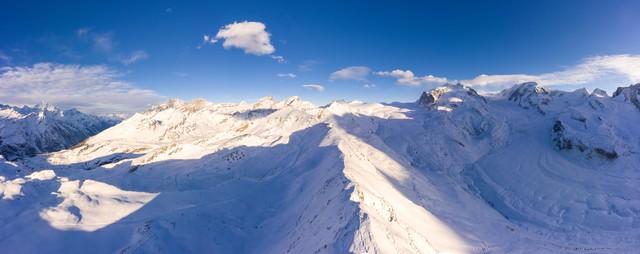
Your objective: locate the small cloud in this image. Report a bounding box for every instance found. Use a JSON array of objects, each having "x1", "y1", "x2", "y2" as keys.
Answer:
[
  {"x1": 330, "y1": 66, "x2": 370, "y2": 81},
  {"x1": 376, "y1": 69, "x2": 449, "y2": 86},
  {"x1": 0, "y1": 50, "x2": 11, "y2": 64},
  {"x1": 363, "y1": 83, "x2": 376, "y2": 88},
  {"x1": 76, "y1": 27, "x2": 91, "y2": 37},
  {"x1": 203, "y1": 34, "x2": 218, "y2": 45},
  {"x1": 277, "y1": 73, "x2": 296, "y2": 78},
  {"x1": 271, "y1": 55, "x2": 286, "y2": 63},
  {"x1": 214, "y1": 21, "x2": 275, "y2": 55},
  {"x1": 93, "y1": 32, "x2": 114, "y2": 52},
  {"x1": 197, "y1": 34, "x2": 218, "y2": 49},
  {"x1": 116, "y1": 50, "x2": 148, "y2": 65},
  {"x1": 302, "y1": 84, "x2": 325, "y2": 92},
  {"x1": 165, "y1": 8, "x2": 173, "y2": 13}
]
